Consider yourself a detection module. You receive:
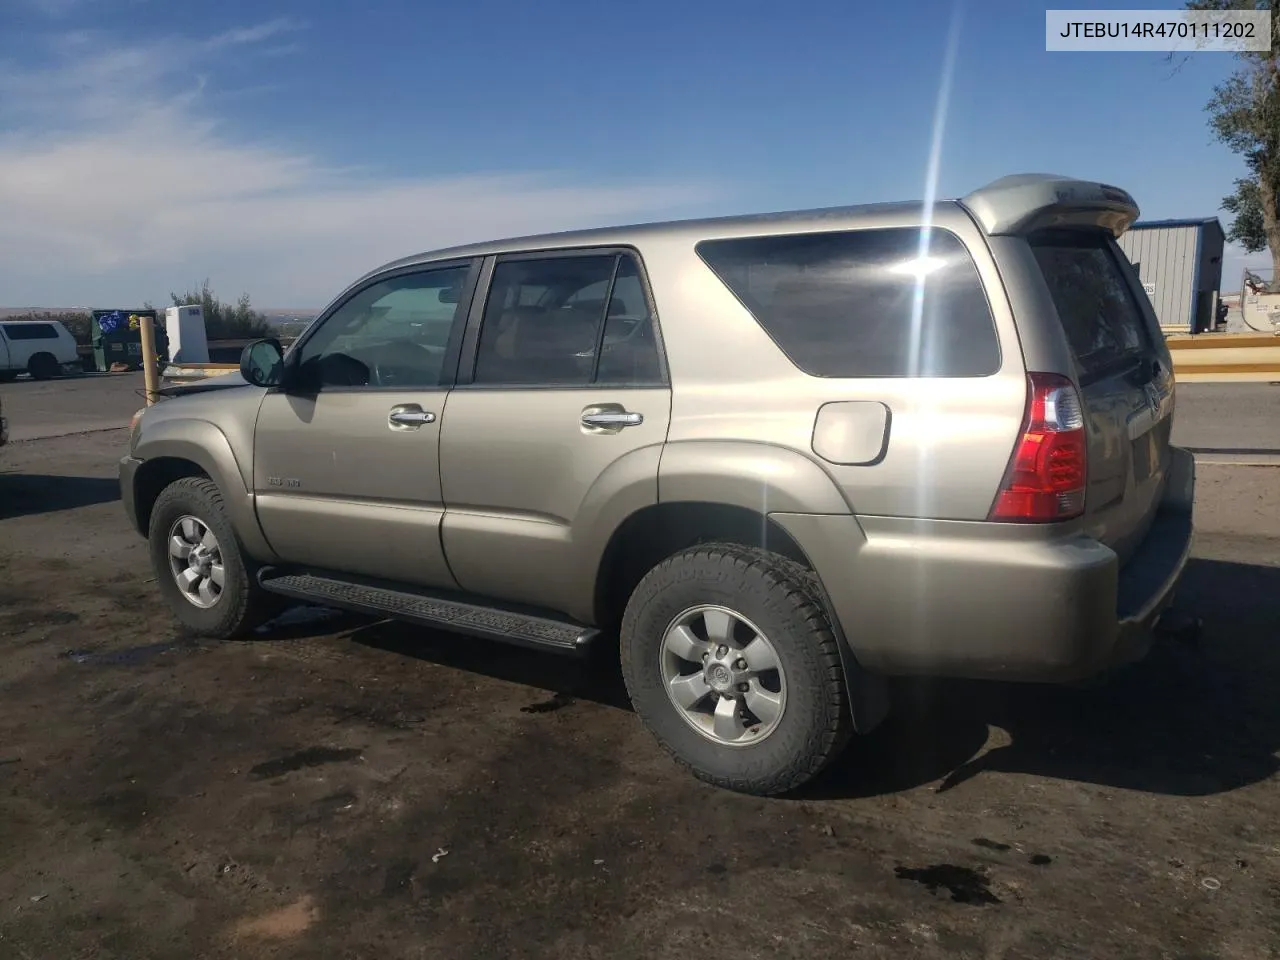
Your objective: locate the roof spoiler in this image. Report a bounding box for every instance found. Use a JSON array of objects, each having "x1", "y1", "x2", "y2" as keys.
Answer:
[{"x1": 958, "y1": 174, "x2": 1140, "y2": 238}]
